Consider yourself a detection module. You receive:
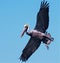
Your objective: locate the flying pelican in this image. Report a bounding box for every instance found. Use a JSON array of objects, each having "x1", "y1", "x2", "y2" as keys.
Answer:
[{"x1": 20, "y1": 0, "x2": 54, "y2": 62}]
